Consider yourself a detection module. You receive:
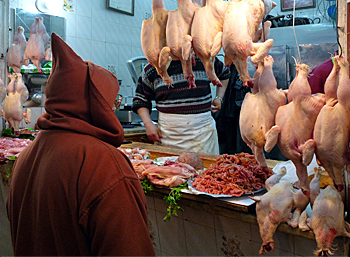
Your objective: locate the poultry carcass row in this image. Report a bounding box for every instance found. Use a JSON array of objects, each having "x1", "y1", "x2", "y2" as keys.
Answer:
[
  {"x1": 269, "y1": 62, "x2": 326, "y2": 195},
  {"x1": 141, "y1": 0, "x2": 171, "y2": 84},
  {"x1": 159, "y1": 0, "x2": 199, "y2": 88},
  {"x1": 252, "y1": 0, "x2": 277, "y2": 43},
  {"x1": 3, "y1": 73, "x2": 31, "y2": 136},
  {"x1": 191, "y1": 0, "x2": 229, "y2": 87},
  {"x1": 314, "y1": 56, "x2": 350, "y2": 192},
  {"x1": 222, "y1": 0, "x2": 274, "y2": 84},
  {"x1": 299, "y1": 184, "x2": 350, "y2": 256},
  {"x1": 239, "y1": 55, "x2": 286, "y2": 171},
  {"x1": 24, "y1": 17, "x2": 50, "y2": 74},
  {"x1": 249, "y1": 166, "x2": 309, "y2": 255},
  {"x1": 7, "y1": 26, "x2": 29, "y2": 73}
]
